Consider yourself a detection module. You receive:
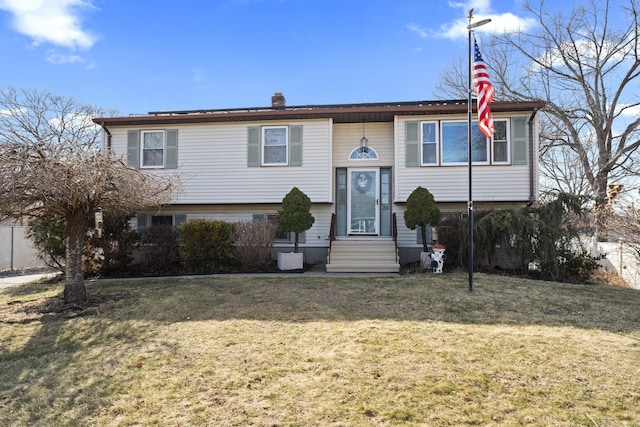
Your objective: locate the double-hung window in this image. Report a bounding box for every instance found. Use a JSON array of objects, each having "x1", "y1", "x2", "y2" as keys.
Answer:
[
  {"x1": 492, "y1": 119, "x2": 510, "y2": 164},
  {"x1": 248, "y1": 125, "x2": 302, "y2": 167},
  {"x1": 441, "y1": 120, "x2": 489, "y2": 164},
  {"x1": 262, "y1": 126, "x2": 288, "y2": 166},
  {"x1": 421, "y1": 121, "x2": 438, "y2": 165},
  {"x1": 127, "y1": 129, "x2": 178, "y2": 169},
  {"x1": 141, "y1": 130, "x2": 165, "y2": 168}
]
